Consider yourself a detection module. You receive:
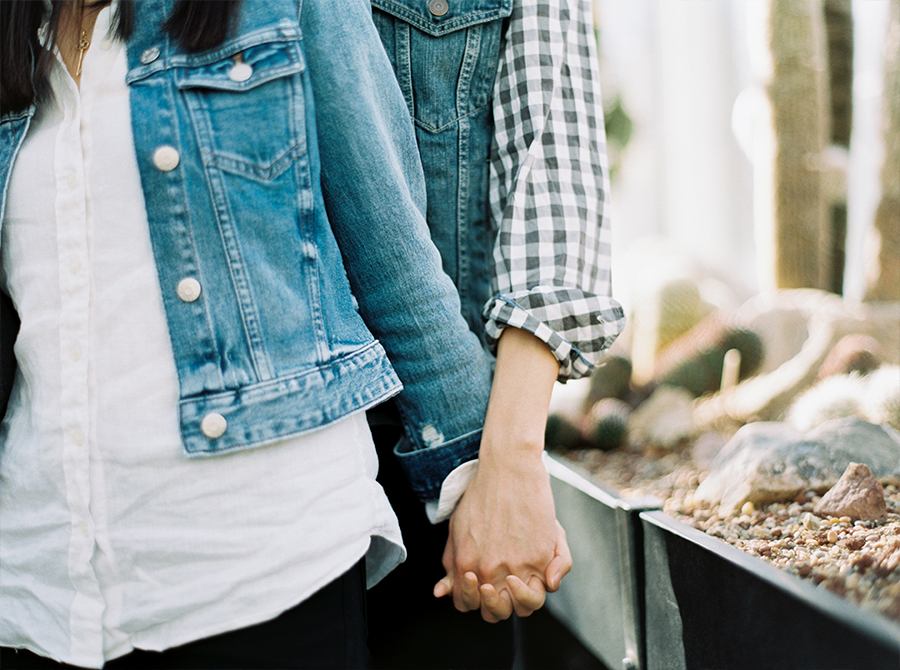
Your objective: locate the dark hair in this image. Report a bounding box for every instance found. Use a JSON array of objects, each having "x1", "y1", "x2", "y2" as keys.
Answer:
[{"x1": 1, "y1": 0, "x2": 241, "y2": 115}]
